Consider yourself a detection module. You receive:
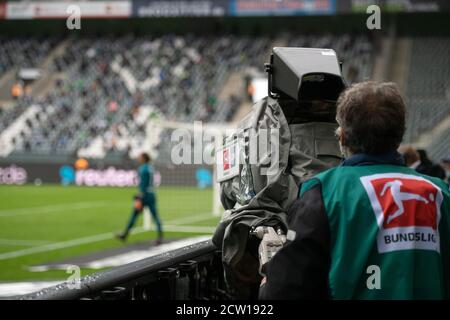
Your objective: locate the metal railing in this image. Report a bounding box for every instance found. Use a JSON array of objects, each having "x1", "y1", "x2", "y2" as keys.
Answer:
[{"x1": 19, "y1": 239, "x2": 229, "y2": 300}]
